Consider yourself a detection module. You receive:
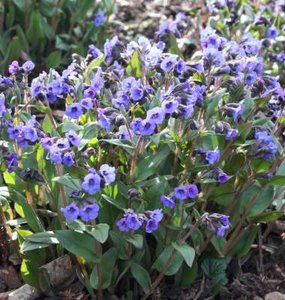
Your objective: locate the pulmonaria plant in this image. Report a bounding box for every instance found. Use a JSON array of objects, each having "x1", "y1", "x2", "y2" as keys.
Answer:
[{"x1": 0, "y1": 11, "x2": 285, "y2": 300}]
